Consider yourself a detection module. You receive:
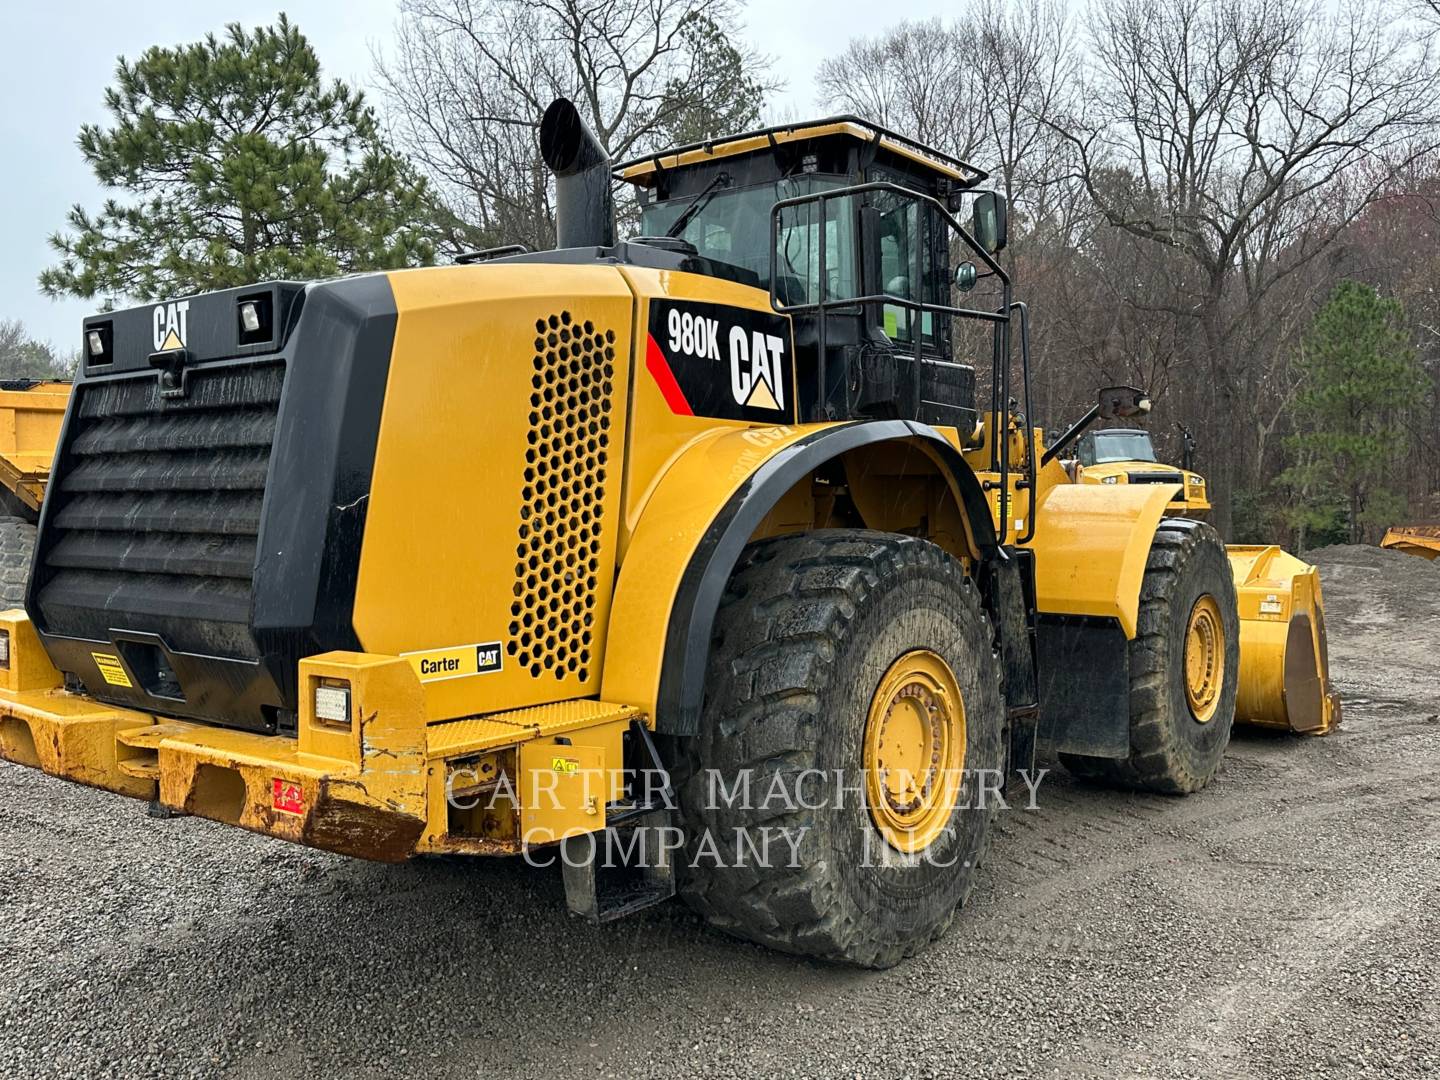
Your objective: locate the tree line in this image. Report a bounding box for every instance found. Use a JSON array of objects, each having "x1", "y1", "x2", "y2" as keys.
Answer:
[{"x1": 14, "y1": 0, "x2": 1438, "y2": 545}]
